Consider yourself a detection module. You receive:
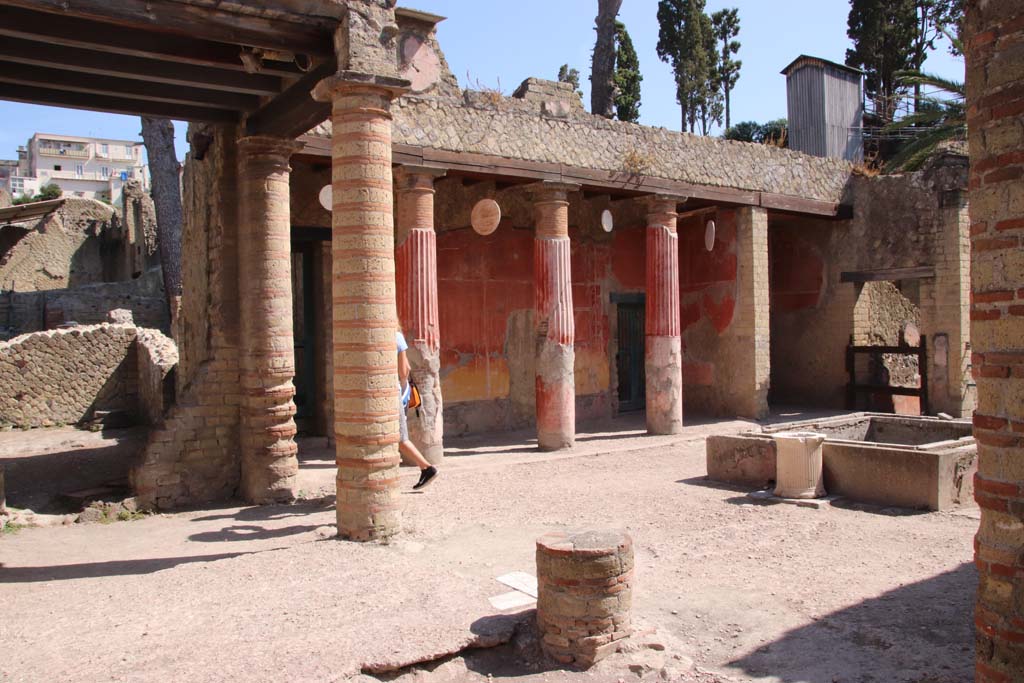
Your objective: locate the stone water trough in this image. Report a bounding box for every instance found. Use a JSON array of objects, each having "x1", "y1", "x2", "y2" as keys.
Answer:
[{"x1": 706, "y1": 413, "x2": 976, "y2": 511}]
